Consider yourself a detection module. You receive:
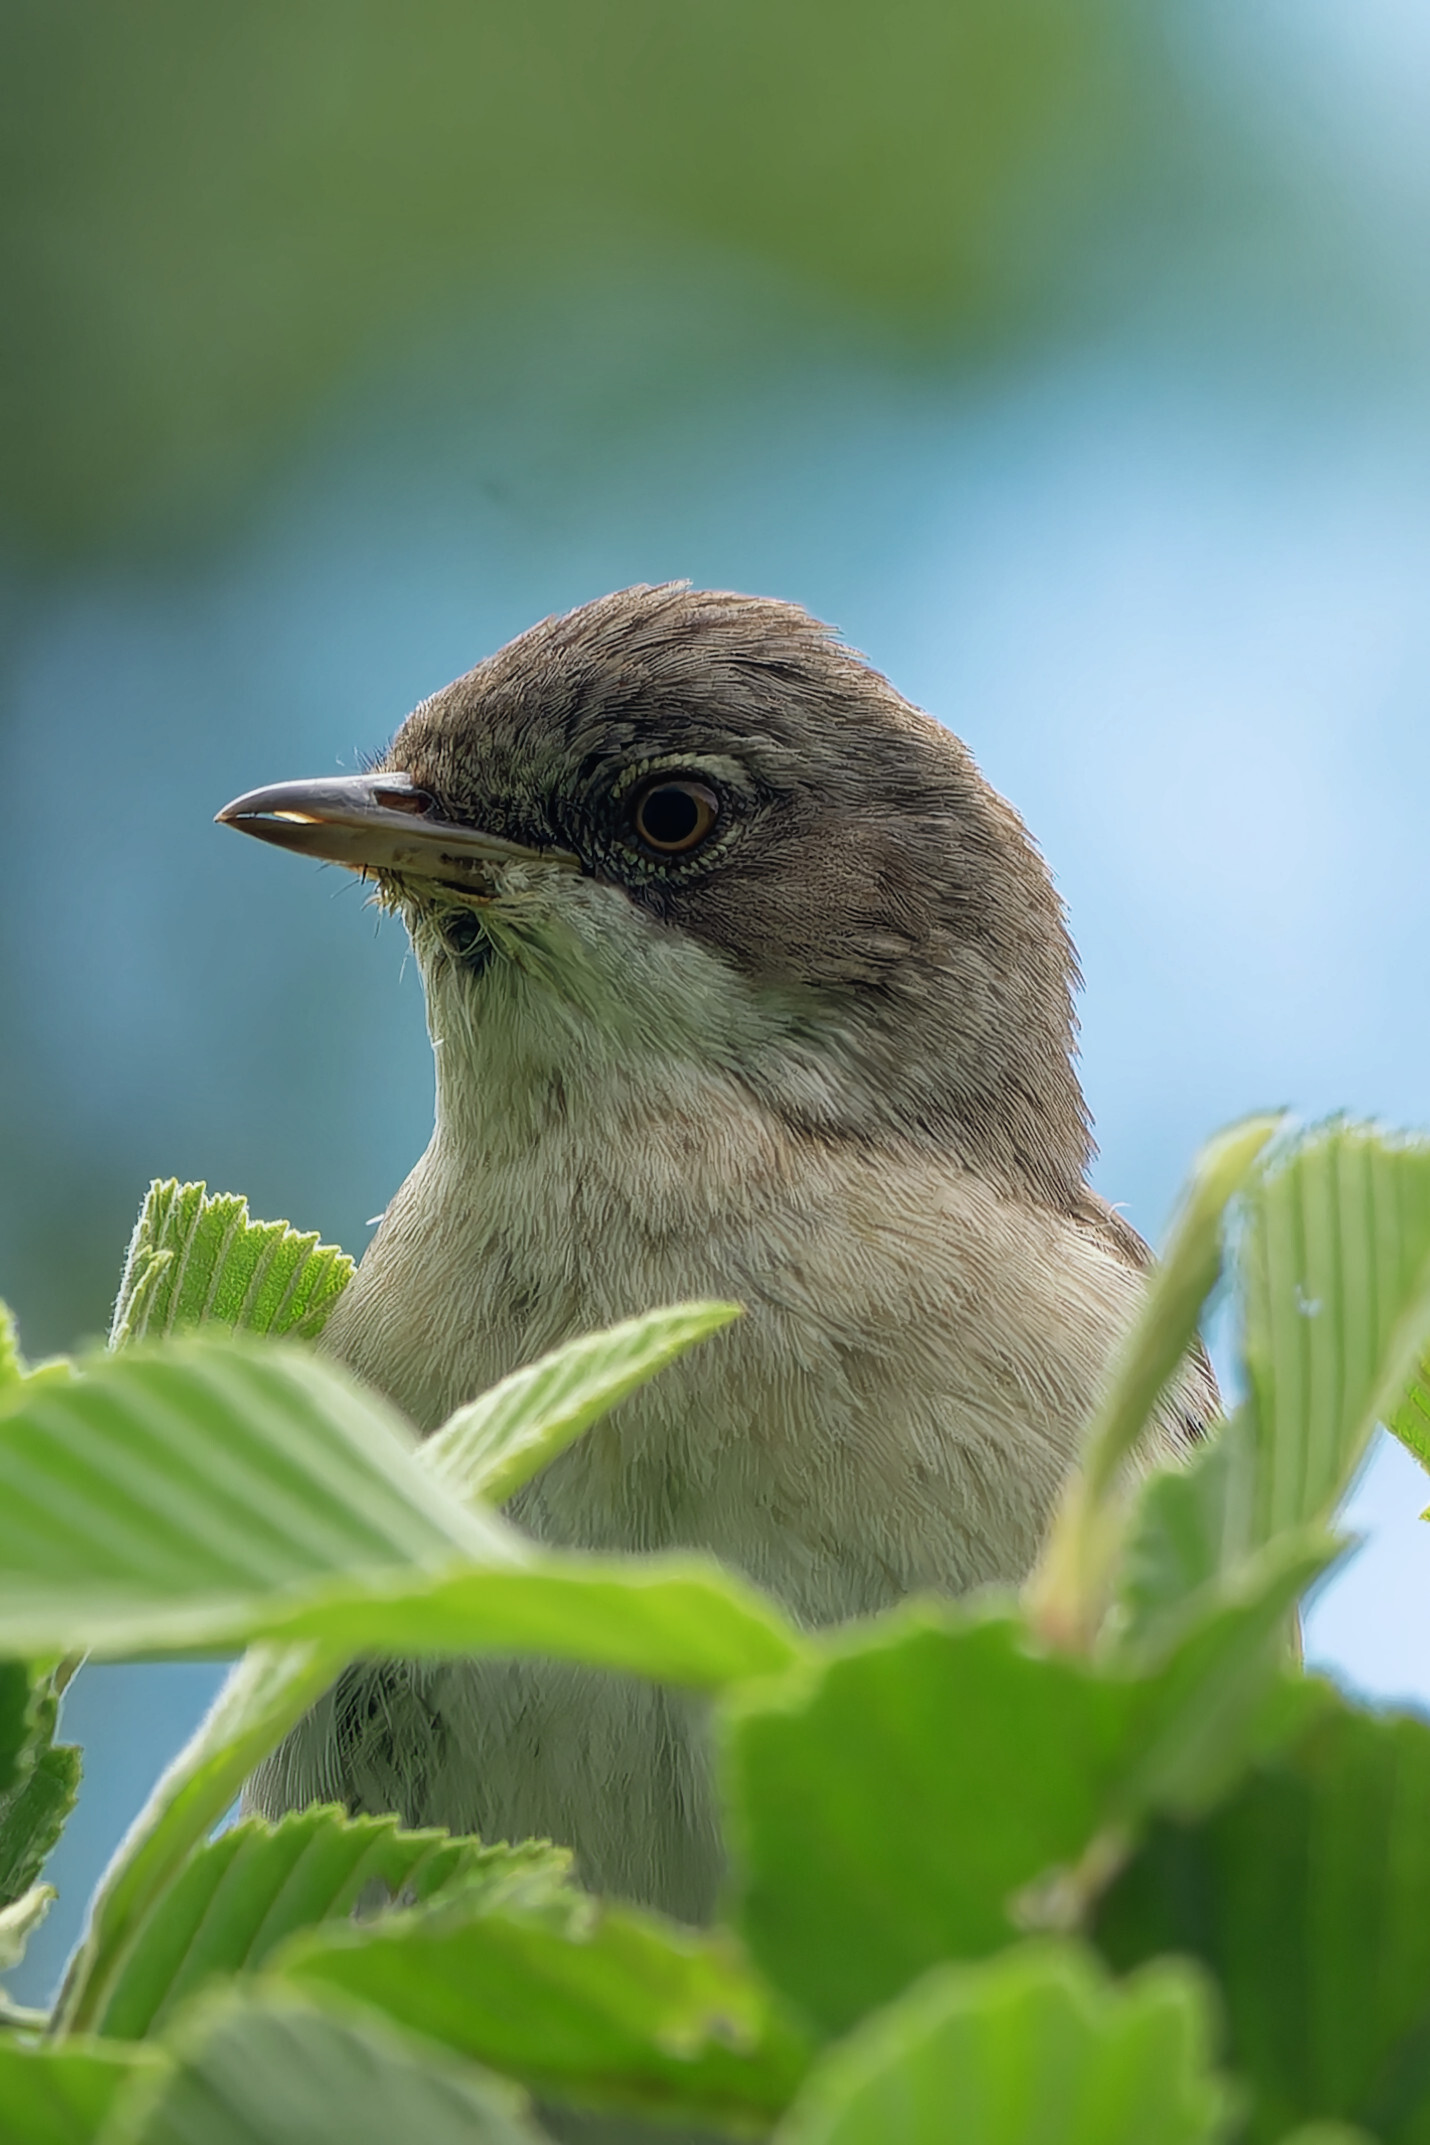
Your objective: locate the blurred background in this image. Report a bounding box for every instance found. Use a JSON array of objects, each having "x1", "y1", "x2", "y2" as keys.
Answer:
[{"x1": 4, "y1": 0, "x2": 1430, "y2": 1999}]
